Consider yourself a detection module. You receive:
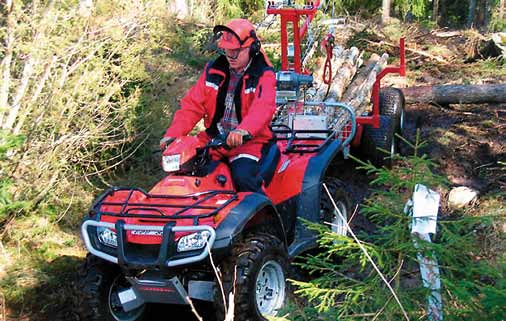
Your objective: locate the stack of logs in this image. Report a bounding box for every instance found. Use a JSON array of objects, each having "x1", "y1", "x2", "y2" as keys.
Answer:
[{"x1": 305, "y1": 45, "x2": 389, "y2": 128}]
